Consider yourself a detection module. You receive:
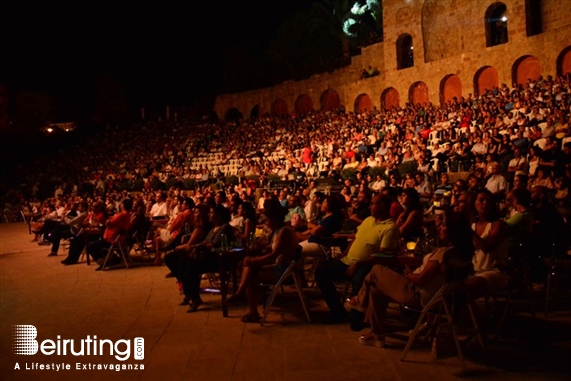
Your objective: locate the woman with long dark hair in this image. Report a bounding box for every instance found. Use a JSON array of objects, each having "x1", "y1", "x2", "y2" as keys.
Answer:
[
  {"x1": 396, "y1": 187, "x2": 424, "y2": 242},
  {"x1": 345, "y1": 212, "x2": 474, "y2": 347},
  {"x1": 466, "y1": 189, "x2": 508, "y2": 298},
  {"x1": 226, "y1": 198, "x2": 299, "y2": 322},
  {"x1": 180, "y1": 204, "x2": 235, "y2": 312}
]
